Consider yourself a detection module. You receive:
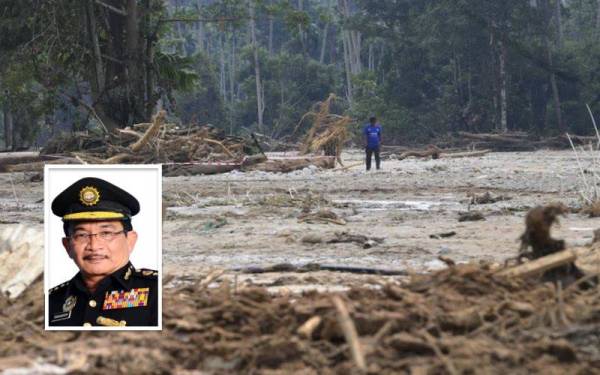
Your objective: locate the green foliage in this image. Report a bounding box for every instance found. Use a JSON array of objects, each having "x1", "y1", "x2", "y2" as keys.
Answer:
[
  {"x1": 3, "y1": 0, "x2": 600, "y2": 147},
  {"x1": 236, "y1": 48, "x2": 337, "y2": 137},
  {"x1": 173, "y1": 52, "x2": 225, "y2": 127},
  {"x1": 155, "y1": 52, "x2": 199, "y2": 93},
  {"x1": 0, "y1": 60, "x2": 51, "y2": 146}
]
